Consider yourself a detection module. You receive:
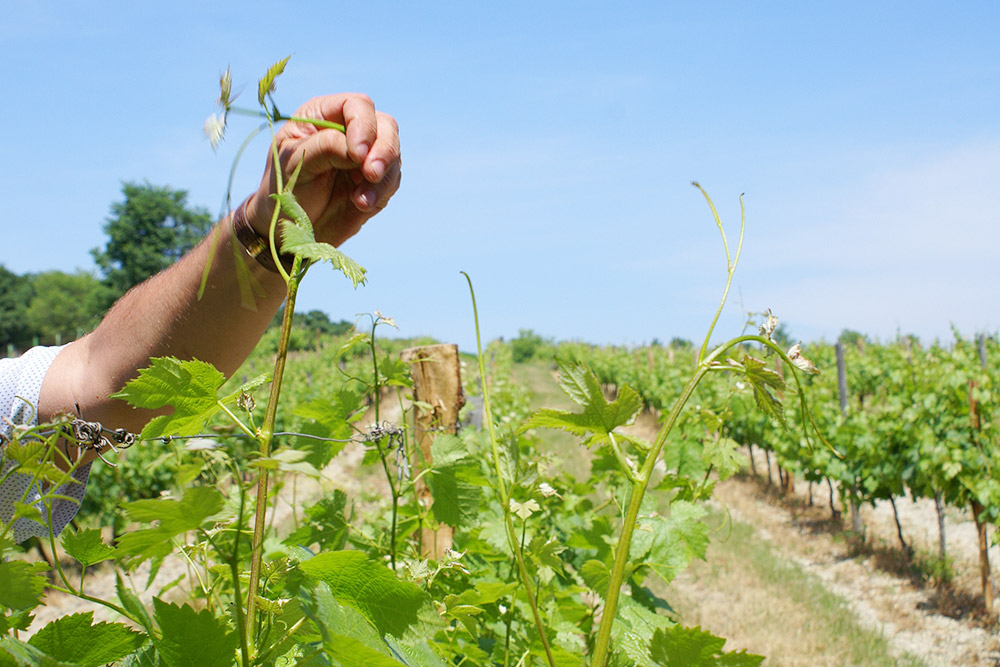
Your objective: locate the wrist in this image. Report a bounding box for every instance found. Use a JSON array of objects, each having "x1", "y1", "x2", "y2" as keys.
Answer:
[{"x1": 231, "y1": 195, "x2": 294, "y2": 274}]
